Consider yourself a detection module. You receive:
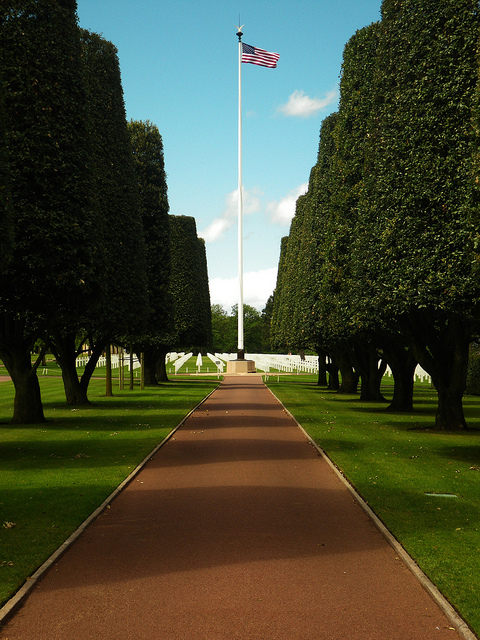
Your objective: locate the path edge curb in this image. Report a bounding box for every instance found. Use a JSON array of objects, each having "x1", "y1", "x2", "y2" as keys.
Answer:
[
  {"x1": 266, "y1": 382, "x2": 478, "y2": 640},
  {"x1": 0, "y1": 385, "x2": 219, "y2": 628}
]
